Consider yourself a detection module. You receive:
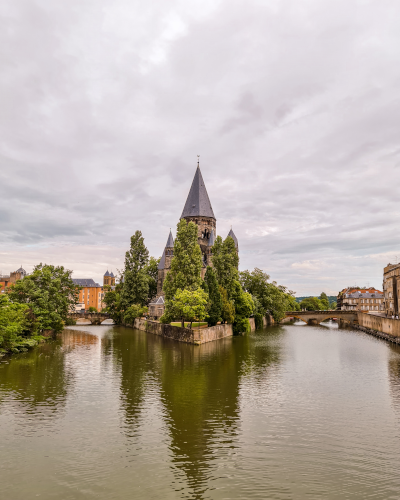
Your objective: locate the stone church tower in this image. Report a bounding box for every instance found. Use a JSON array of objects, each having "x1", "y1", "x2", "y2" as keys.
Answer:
[{"x1": 149, "y1": 162, "x2": 239, "y2": 319}]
